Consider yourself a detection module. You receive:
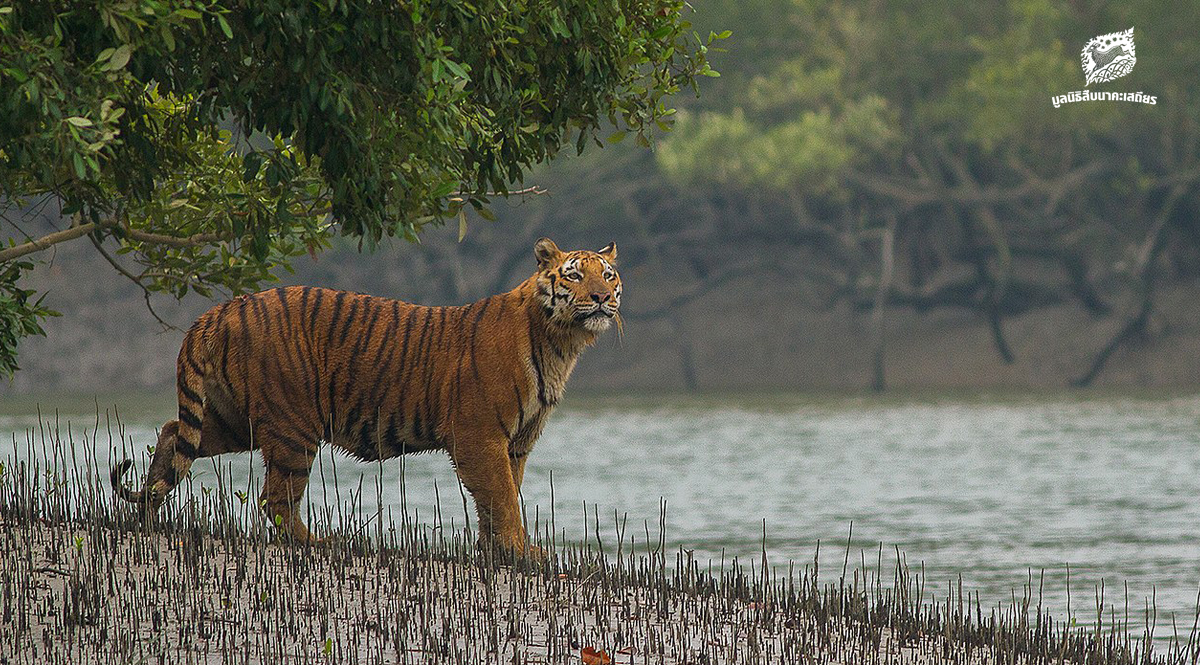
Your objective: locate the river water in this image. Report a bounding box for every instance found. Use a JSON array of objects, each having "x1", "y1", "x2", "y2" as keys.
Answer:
[{"x1": 3, "y1": 391, "x2": 1200, "y2": 640}]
